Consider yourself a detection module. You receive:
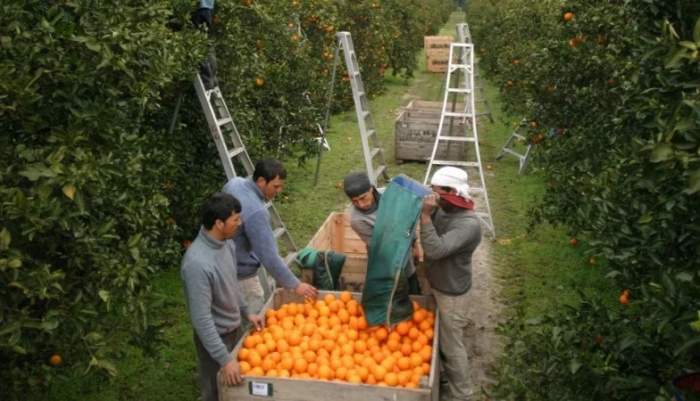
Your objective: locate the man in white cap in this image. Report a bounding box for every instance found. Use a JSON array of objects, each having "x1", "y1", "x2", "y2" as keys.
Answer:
[{"x1": 420, "y1": 166, "x2": 481, "y2": 401}]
